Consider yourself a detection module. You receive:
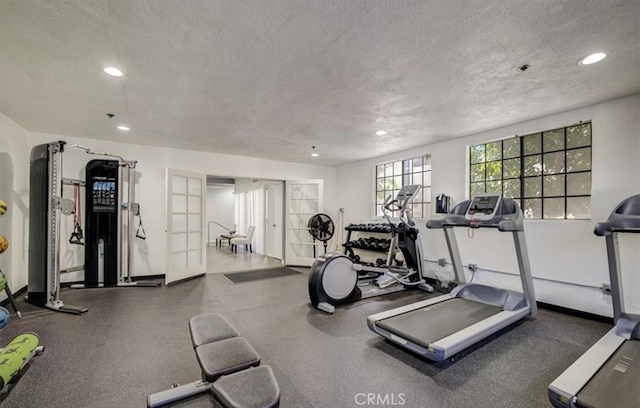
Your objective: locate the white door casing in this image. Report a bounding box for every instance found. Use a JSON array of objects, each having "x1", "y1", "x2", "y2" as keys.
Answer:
[
  {"x1": 264, "y1": 185, "x2": 272, "y2": 257},
  {"x1": 265, "y1": 182, "x2": 285, "y2": 260},
  {"x1": 273, "y1": 182, "x2": 284, "y2": 261}
]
